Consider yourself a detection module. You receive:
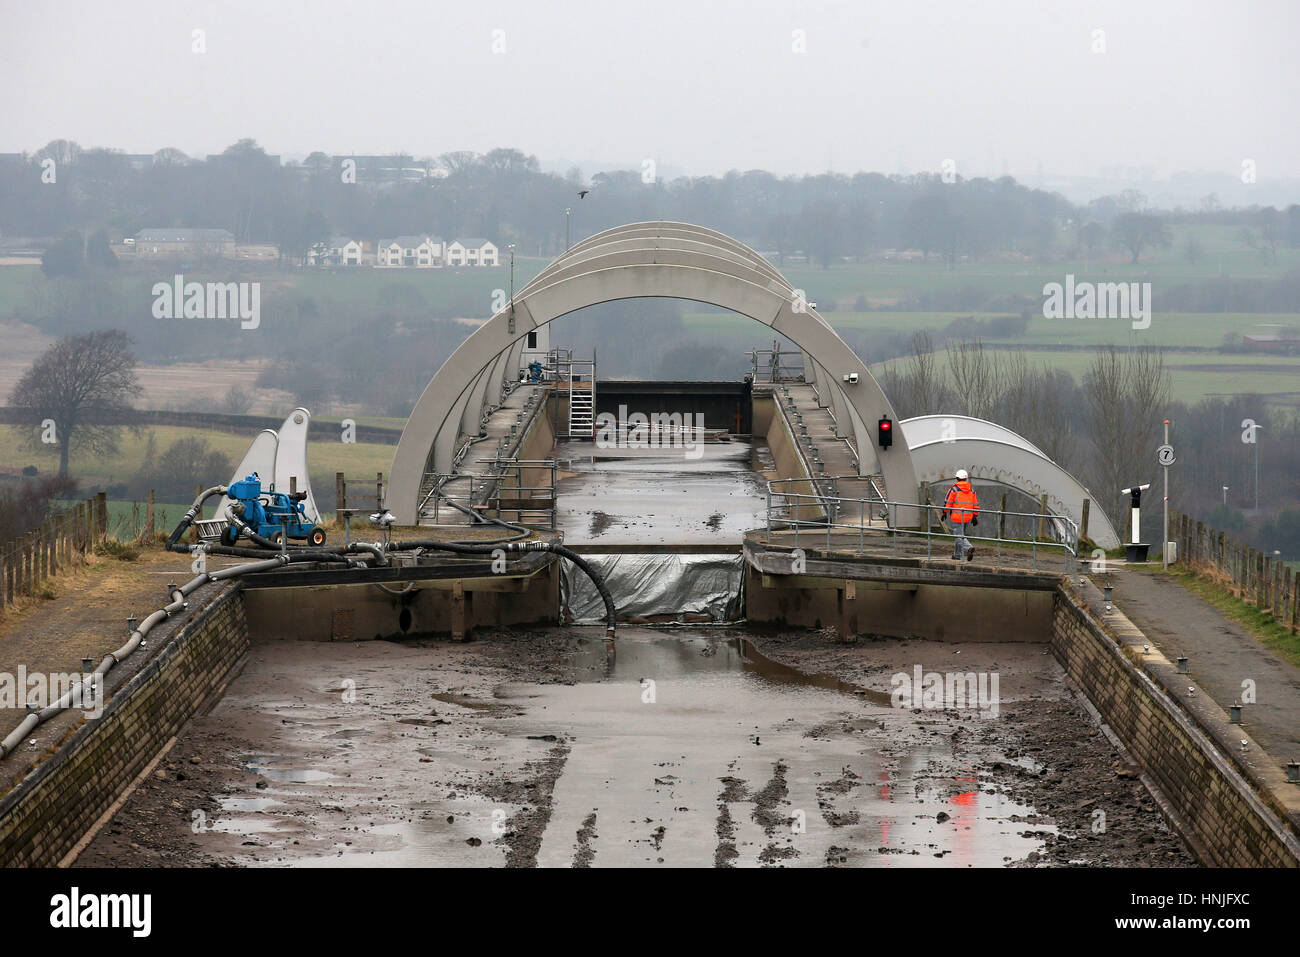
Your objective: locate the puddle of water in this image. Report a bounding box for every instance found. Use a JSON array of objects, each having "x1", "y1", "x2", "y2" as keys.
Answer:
[
  {"x1": 245, "y1": 758, "x2": 335, "y2": 784},
  {"x1": 219, "y1": 796, "x2": 285, "y2": 813},
  {"x1": 497, "y1": 628, "x2": 1055, "y2": 867},
  {"x1": 430, "y1": 692, "x2": 501, "y2": 711},
  {"x1": 210, "y1": 817, "x2": 293, "y2": 836},
  {"x1": 555, "y1": 440, "x2": 766, "y2": 544}
]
